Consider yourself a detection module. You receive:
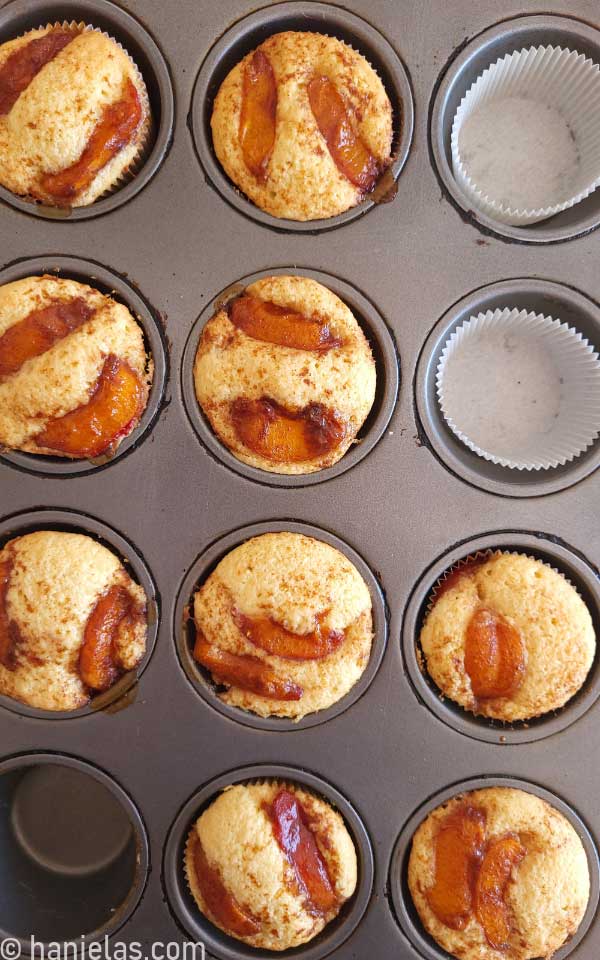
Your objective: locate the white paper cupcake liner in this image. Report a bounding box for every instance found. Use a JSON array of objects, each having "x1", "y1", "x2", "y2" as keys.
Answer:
[
  {"x1": 34, "y1": 22, "x2": 152, "y2": 201},
  {"x1": 436, "y1": 307, "x2": 600, "y2": 470},
  {"x1": 451, "y1": 45, "x2": 600, "y2": 225}
]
